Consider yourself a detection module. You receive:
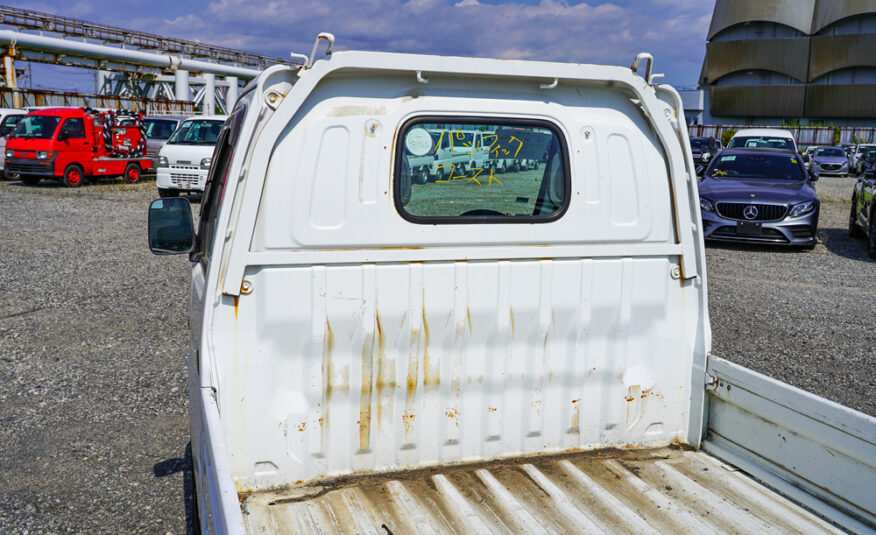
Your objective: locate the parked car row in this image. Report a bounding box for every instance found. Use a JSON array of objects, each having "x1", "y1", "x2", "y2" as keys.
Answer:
[
  {"x1": 0, "y1": 108, "x2": 225, "y2": 195},
  {"x1": 690, "y1": 127, "x2": 876, "y2": 257}
]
